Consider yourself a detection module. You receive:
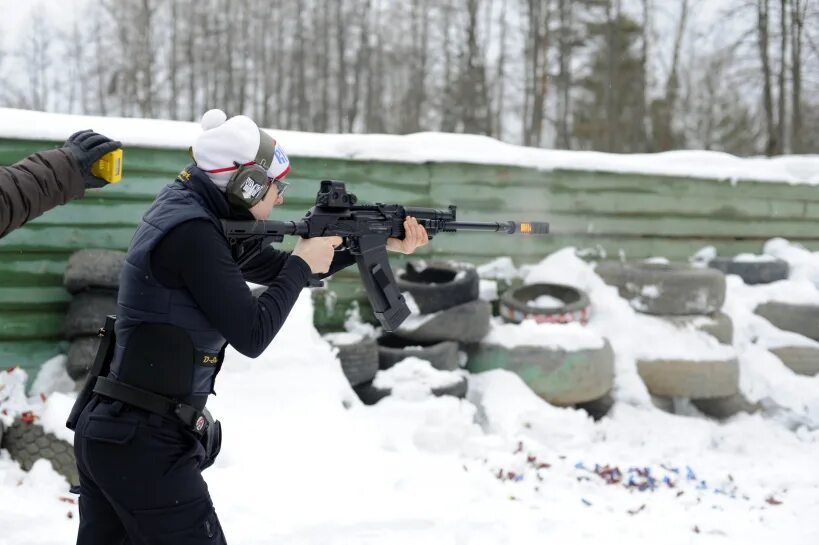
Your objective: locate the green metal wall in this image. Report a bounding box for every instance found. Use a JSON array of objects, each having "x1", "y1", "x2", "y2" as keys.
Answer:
[{"x1": 2, "y1": 137, "x2": 818, "y2": 377}]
